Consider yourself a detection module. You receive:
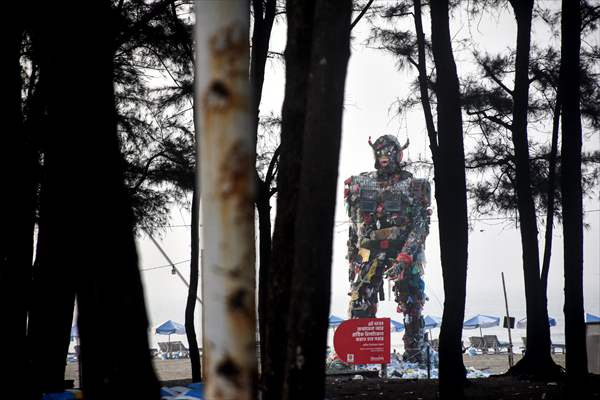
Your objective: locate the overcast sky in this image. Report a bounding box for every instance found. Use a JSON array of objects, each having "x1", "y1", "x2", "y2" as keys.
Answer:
[{"x1": 134, "y1": 2, "x2": 599, "y2": 347}]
